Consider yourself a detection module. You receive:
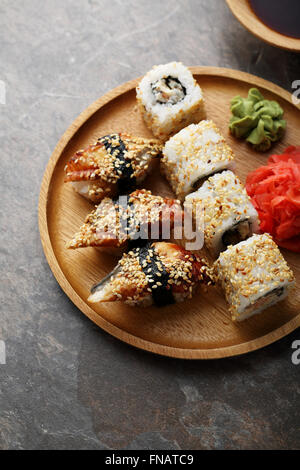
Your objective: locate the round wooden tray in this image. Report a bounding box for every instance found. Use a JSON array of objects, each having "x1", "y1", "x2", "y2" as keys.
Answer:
[
  {"x1": 39, "y1": 66, "x2": 300, "y2": 359},
  {"x1": 226, "y1": 0, "x2": 300, "y2": 52}
]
